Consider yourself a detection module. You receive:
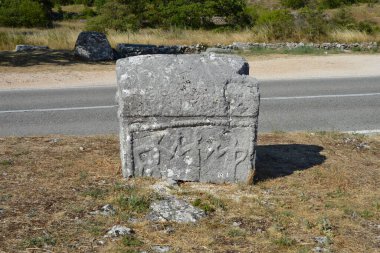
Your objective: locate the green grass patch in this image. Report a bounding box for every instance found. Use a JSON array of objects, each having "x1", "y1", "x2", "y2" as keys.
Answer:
[
  {"x1": 273, "y1": 236, "x2": 296, "y2": 246},
  {"x1": 83, "y1": 187, "x2": 108, "y2": 199},
  {"x1": 121, "y1": 235, "x2": 144, "y2": 247},
  {"x1": 22, "y1": 235, "x2": 56, "y2": 248},
  {"x1": 227, "y1": 228, "x2": 247, "y2": 237}
]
